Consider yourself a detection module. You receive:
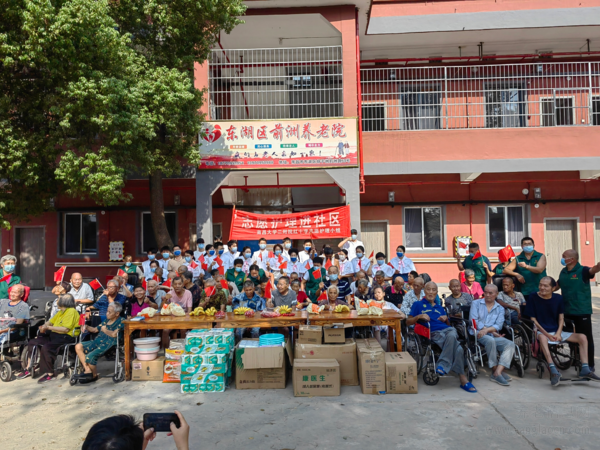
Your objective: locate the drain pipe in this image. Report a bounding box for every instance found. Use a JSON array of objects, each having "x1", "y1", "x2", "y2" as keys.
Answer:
[{"x1": 355, "y1": 8, "x2": 365, "y2": 194}]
